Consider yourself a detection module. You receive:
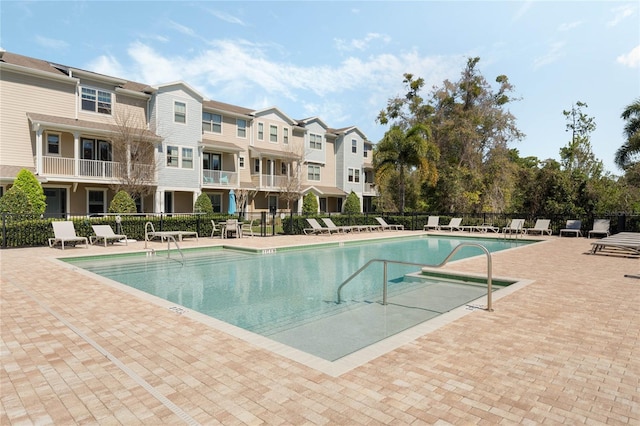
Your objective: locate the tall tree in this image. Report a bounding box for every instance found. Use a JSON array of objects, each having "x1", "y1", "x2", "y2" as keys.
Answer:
[
  {"x1": 560, "y1": 101, "x2": 602, "y2": 179},
  {"x1": 373, "y1": 124, "x2": 438, "y2": 213},
  {"x1": 615, "y1": 97, "x2": 640, "y2": 170}
]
